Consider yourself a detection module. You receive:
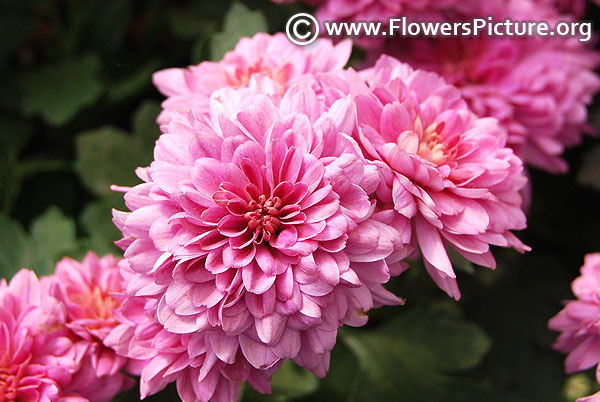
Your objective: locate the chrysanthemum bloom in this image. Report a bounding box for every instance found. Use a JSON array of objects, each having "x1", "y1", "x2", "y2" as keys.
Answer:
[
  {"x1": 385, "y1": 0, "x2": 600, "y2": 173},
  {"x1": 49, "y1": 252, "x2": 135, "y2": 401},
  {"x1": 110, "y1": 81, "x2": 409, "y2": 401},
  {"x1": 152, "y1": 32, "x2": 351, "y2": 124},
  {"x1": 317, "y1": 55, "x2": 528, "y2": 299},
  {"x1": 549, "y1": 254, "x2": 600, "y2": 386},
  {"x1": 0, "y1": 269, "x2": 87, "y2": 401},
  {"x1": 106, "y1": 261, "x2": 282, "y2": 402}
]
